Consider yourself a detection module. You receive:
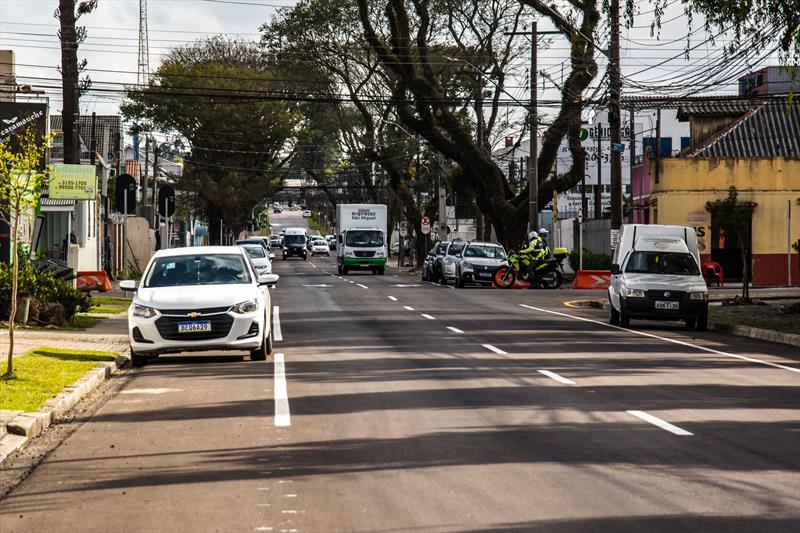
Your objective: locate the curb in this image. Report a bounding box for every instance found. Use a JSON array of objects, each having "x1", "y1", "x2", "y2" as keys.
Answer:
[
  {"x1": 564, "y1": 299, "x2": 800, "y2": 349},
  {"x1": 0, "y1": 350, "x2": 129, "y2": 464}
]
